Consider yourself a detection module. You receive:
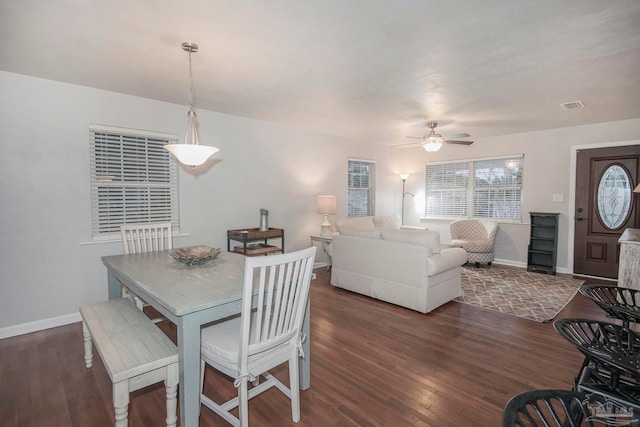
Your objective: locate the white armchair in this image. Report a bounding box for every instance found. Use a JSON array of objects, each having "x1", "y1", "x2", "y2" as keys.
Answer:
[{"x1": 449, "y1": 219, "x2": 499, "y2": 267}]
